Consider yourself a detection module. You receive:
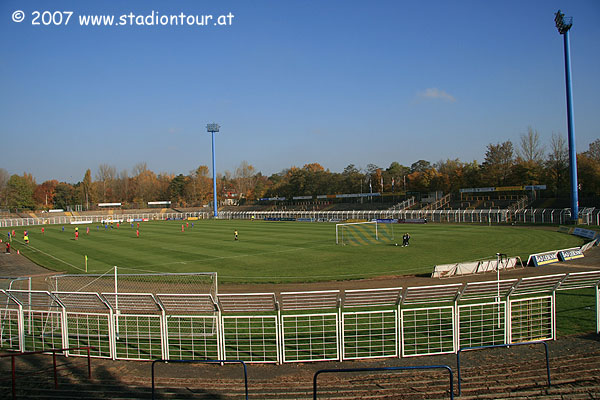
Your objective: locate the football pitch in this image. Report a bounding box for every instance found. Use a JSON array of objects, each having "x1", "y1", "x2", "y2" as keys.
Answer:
[{"x1": 6, "y1": 220, "x2": 585, "y2": 283}]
